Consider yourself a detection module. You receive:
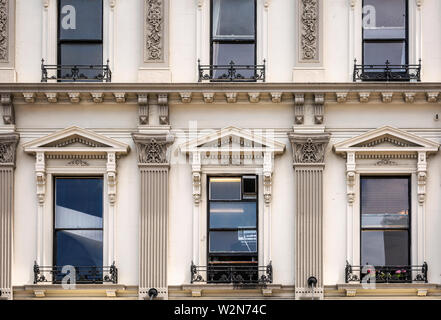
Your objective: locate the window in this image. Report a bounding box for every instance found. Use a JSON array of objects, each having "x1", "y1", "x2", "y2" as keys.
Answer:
[
  {"x1": 361, "y1": 0, "x2": 409, "y2": 80},
  {"x1": 210, "y1": 0, "x2": 257, "y2": 80},
  {"x1": 57, "y1": 0, "x2": 104, "y2": 81},
  {"x1": 54, "y1": 177, "x2": 103, "y2": 282},
  {"x1": 207, "y1": 176, "x2": 258, "y2": 282},
  {"x1": 360, "y1": 176, "x2": 410, "y2": 268}
]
